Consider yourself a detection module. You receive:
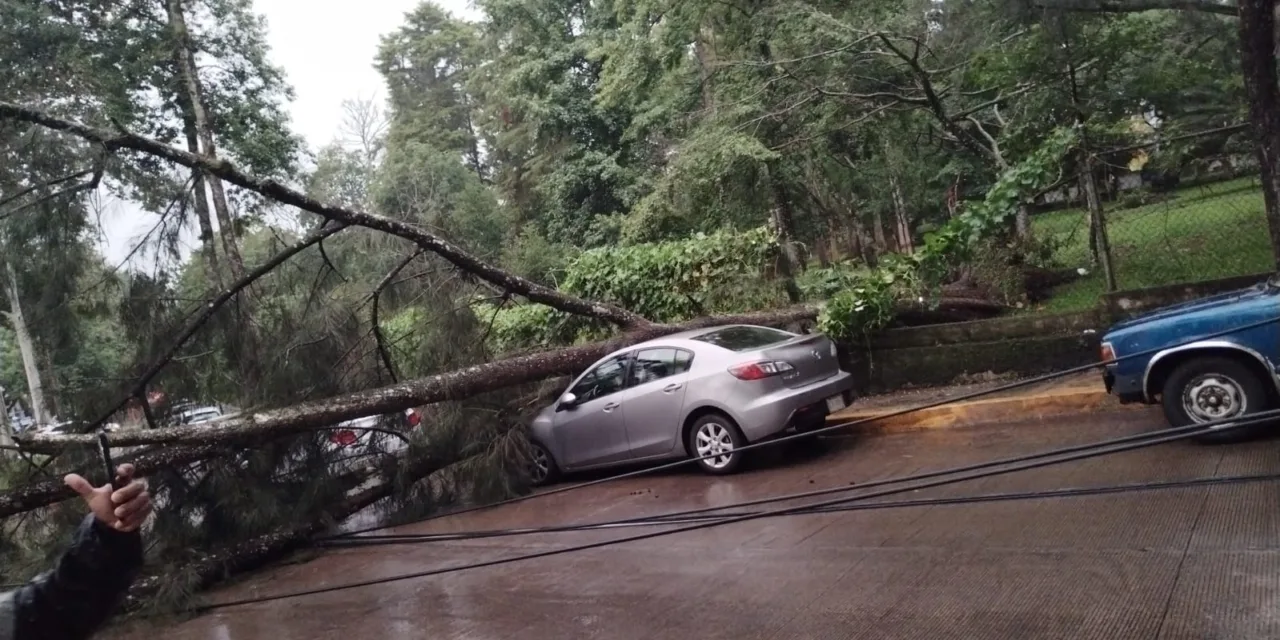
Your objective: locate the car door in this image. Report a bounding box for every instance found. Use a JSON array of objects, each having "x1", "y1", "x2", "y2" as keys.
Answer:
[
  {"x1": 552, "y1": 353, "x2": 634, "y2": 468},
  {"x1": 620, "y1": 347, "x2": 694, "y2": 458}
]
